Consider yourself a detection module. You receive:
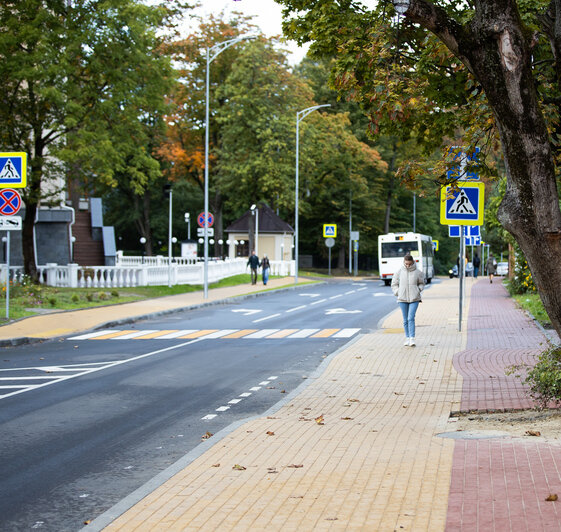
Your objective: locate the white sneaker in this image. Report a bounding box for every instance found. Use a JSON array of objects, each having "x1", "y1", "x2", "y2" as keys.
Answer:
[
  {"x1": 404, "y1": 338, "x2": 410, "y2": 346},
  {"x1": 409, "y1": 338, "x2": 416, "y2": 346}
]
